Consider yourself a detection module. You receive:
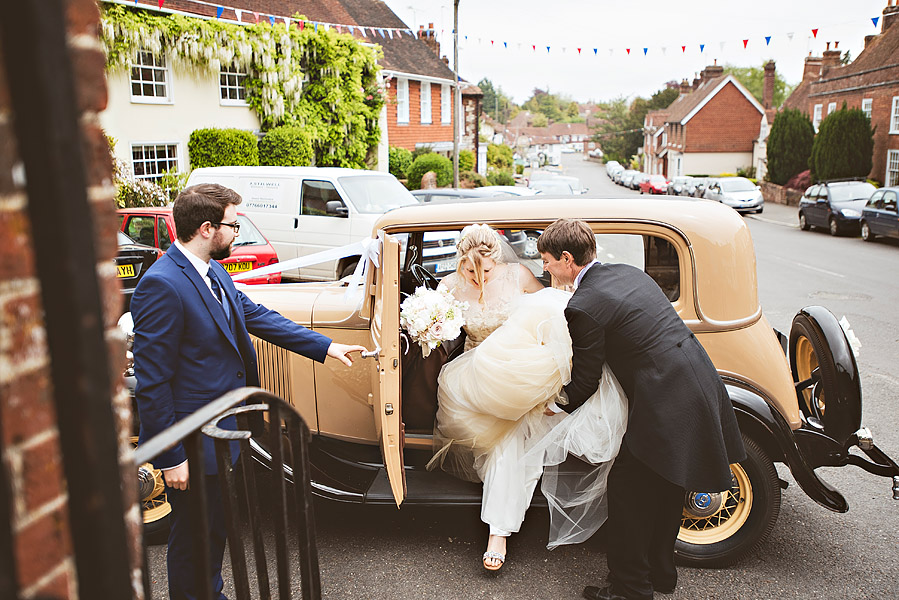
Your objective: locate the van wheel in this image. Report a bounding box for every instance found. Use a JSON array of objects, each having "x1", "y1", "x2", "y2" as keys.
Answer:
[
  {"x1": 340, "y1": 261, "x2": 359, "y2": 279},
  {"x1": 675, "y1": 435, "x2": 780, "y2": 567},
  {"x1": 798, "y1": 212, "x2": 810, "y2": 231},
  {"x1": 861, "y1": 221, "x2": 875, "y2": 242}
]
